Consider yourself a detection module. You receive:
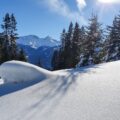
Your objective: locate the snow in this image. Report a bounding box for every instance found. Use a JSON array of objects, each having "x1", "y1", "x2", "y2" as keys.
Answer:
[
  {"x1": 1, "y1": 60, "x2": 120, "y2": 120},
  {"x1": 17, "y1": 35, "x2": 60, "y2": 48},
  {"x1": 18, "y1": 44, "x2": 58, "y2": 70},
  {"x1": 0, "y1": 78, "x2": 4, "y2": 84},
  {"x1": 17, "y1": 35, "x2": 60, "y2": 70},
  {"x1": 0, "y1": 61, "x2": 53, "y2": 84}
]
